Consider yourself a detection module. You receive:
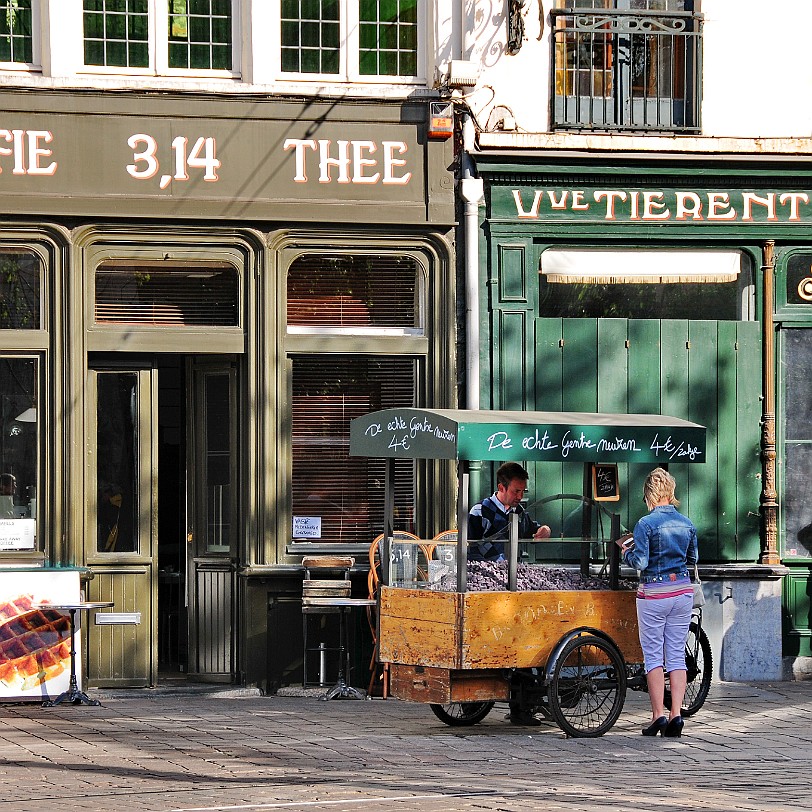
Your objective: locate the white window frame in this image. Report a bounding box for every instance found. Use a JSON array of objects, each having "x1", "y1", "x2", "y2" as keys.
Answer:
[
  {"x1": 272, "y1": 0, "x2": 425, "y2": 86},
  {"x1": 80, "y1": 0, "x2": 241, "y2": 79},
  {"x1": 0, "y1": 0, "x2": 40, "y2": 72}
]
